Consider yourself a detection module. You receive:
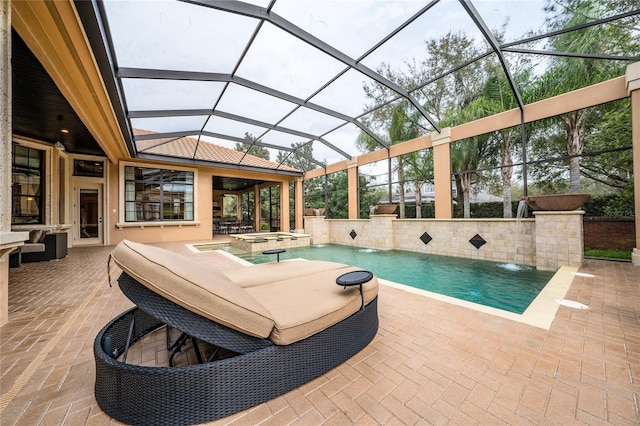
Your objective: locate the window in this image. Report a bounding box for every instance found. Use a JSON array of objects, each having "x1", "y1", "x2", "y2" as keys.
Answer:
[
  {"x1": 74, "y1": 159, "x2": 104, "y2": 177},
  {"x1": 12, "y1": 143, "x2": 44, "y2": 224},
  {"x1": 124, "y1": 166, "x2": 194, "y2": 222}
]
